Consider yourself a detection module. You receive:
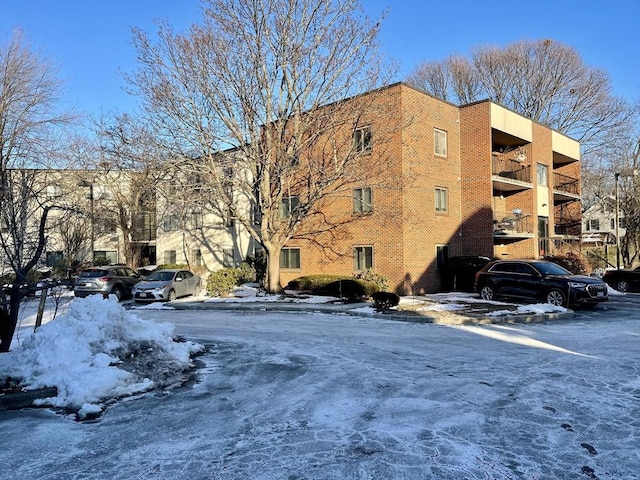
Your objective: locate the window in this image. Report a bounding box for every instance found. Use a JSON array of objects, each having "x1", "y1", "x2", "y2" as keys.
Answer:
[
  {"x1": 164, "y1": 250, "x2": 177, "y2": 264},
  {"x1": 354, "y1": 126, "x2": 372, "y2": 154},
  {"x1": 588, "y1": 219, "x2": 600, "y2": 231},
  {"x1": 435, "y1": 187, "x2": 448, "y2": 213},
  {"x1": 353, "y1": 187, "x2": 372, "y2": 214},
  {"x1": 192, "y1": 249, "x2": 203, "y2": 267},
  {"x1": 354, "y1": 246, "x2": 373, "y2": 271},
  {"x1": 164, "y1": 214, "x2": 181, "y2": 232},
  {"x1": 280, "y1": 196, "x2": 300, "y2": 219},
  {"x1": 223, "y1": 248, "x2": 235, "y2": 268},
  {"x1": 280, "y1": 248, "x2": 301, "y2": 269},
  {"x1": 46, "y1": 251, "x2": 63, "y2": 266},
  {"x1": 225, "y1": 208, "x2": 235, "y2": 228},
  {"x1": 96, "y1": 218, "x2": 117, "y2": 235},
  {"x1": 252, "y1": 204, "x2": 261, "y2": 225},
  {"x1": 436, "y1": 244, "x2": 449, "y2": 271},
  {"x1": 610, "y1": 218, "x2": 627, "y2": 229},
  {"x1": 46, "y1": 184, "x2": 62, "y2": 198},
  {"x1": 187, "y1": 173, "x2": 202, "y2": 191},
  {"x1": 434, "y1": 129, "x2": 447, "y2": 157},
  {"x1": 537, "y1": 164, "x2": 548, "y2": 187},
  {"x1": 189, "y1": 212, "x2": 203, "y2": 229},
  {"x1": 94, "y1": 250, "x2": 117, "y2": 264}
]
